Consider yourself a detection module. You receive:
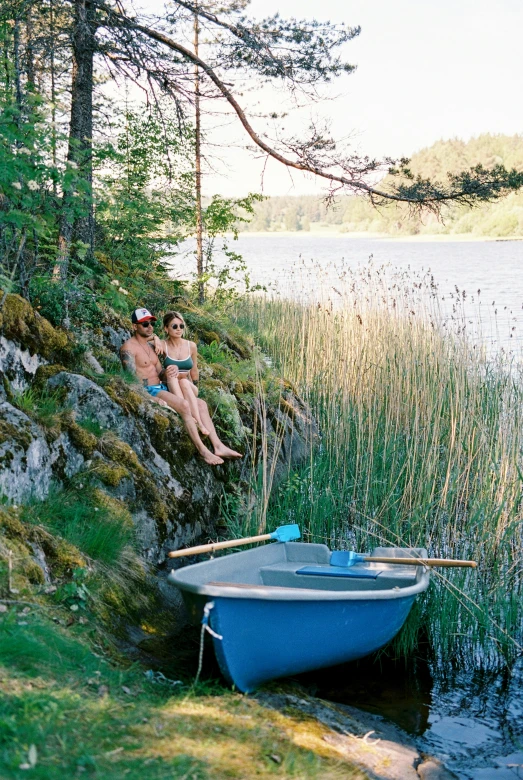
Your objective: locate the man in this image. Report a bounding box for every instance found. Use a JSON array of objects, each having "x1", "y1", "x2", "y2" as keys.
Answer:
[{"x1": 120, "y1": 308, "x2": 242, "y2": 466}]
